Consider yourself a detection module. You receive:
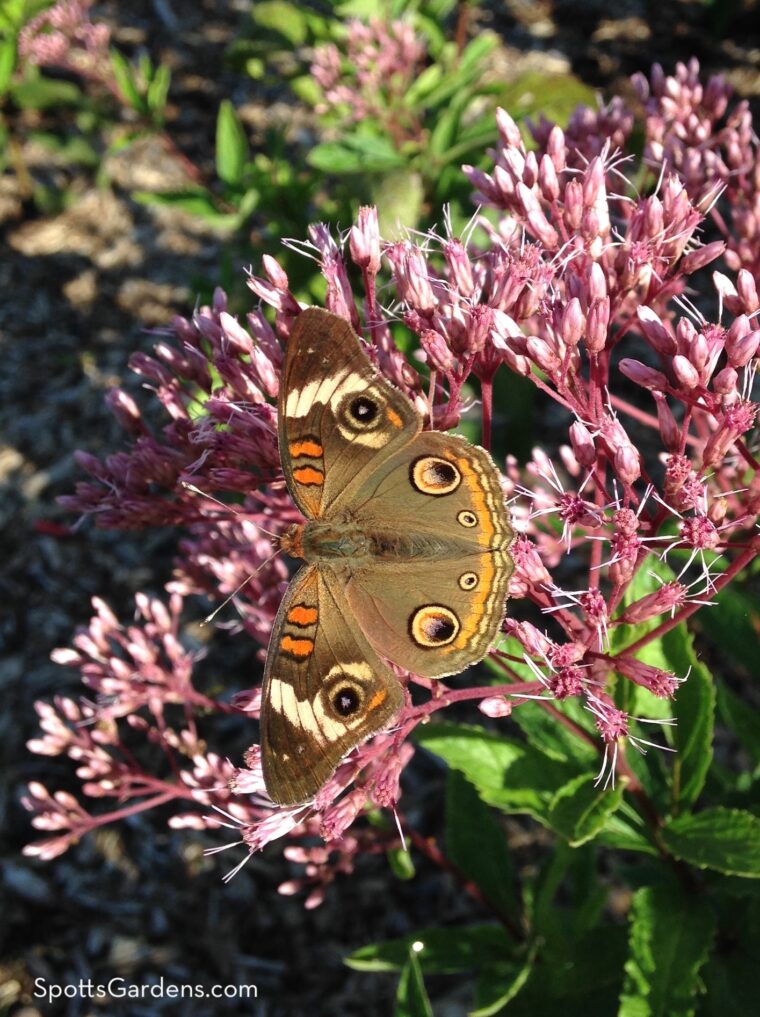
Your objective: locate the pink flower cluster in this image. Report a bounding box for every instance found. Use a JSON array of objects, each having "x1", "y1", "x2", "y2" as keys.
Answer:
[
  {"x1": 18, "y1": 0, "x2": 111, "y2": 82},
  {"x1": 311, "y1": 18, "x2": 426, "y2": 143},
  {"x1": 27, "y1": 62, "x2": 760, "y2": 897}
]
